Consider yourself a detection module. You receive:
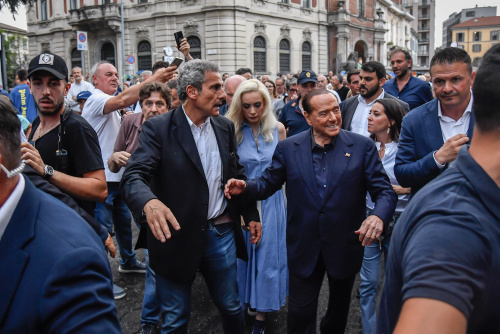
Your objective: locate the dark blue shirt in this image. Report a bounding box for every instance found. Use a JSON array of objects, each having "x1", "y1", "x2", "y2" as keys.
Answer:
[
  {"x1": 383, "y1": 75, "x2": 433, "y2": 111},
  {"x1": 376, "y1": 147, "x2": 500, "y2": 333},
  {"x1": 278, "y1": 97, "x2": 310, "y2": 137},
  {"x1": 310, "y1": 129, "x2": 336, "y2": 201}
]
